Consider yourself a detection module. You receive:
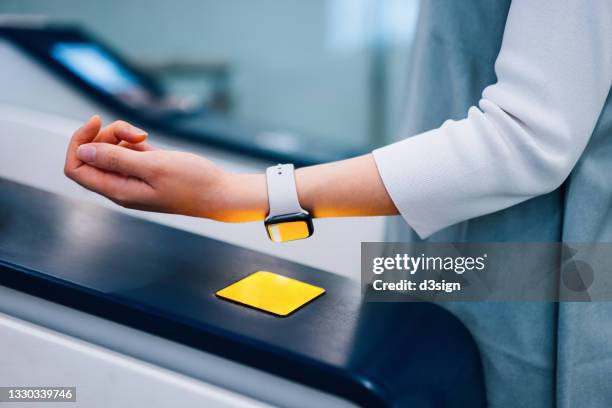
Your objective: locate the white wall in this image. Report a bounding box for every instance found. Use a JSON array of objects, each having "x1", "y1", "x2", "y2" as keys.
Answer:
[{"x1": 0, "y1": 313, "x2": 271, "y2": 408}]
